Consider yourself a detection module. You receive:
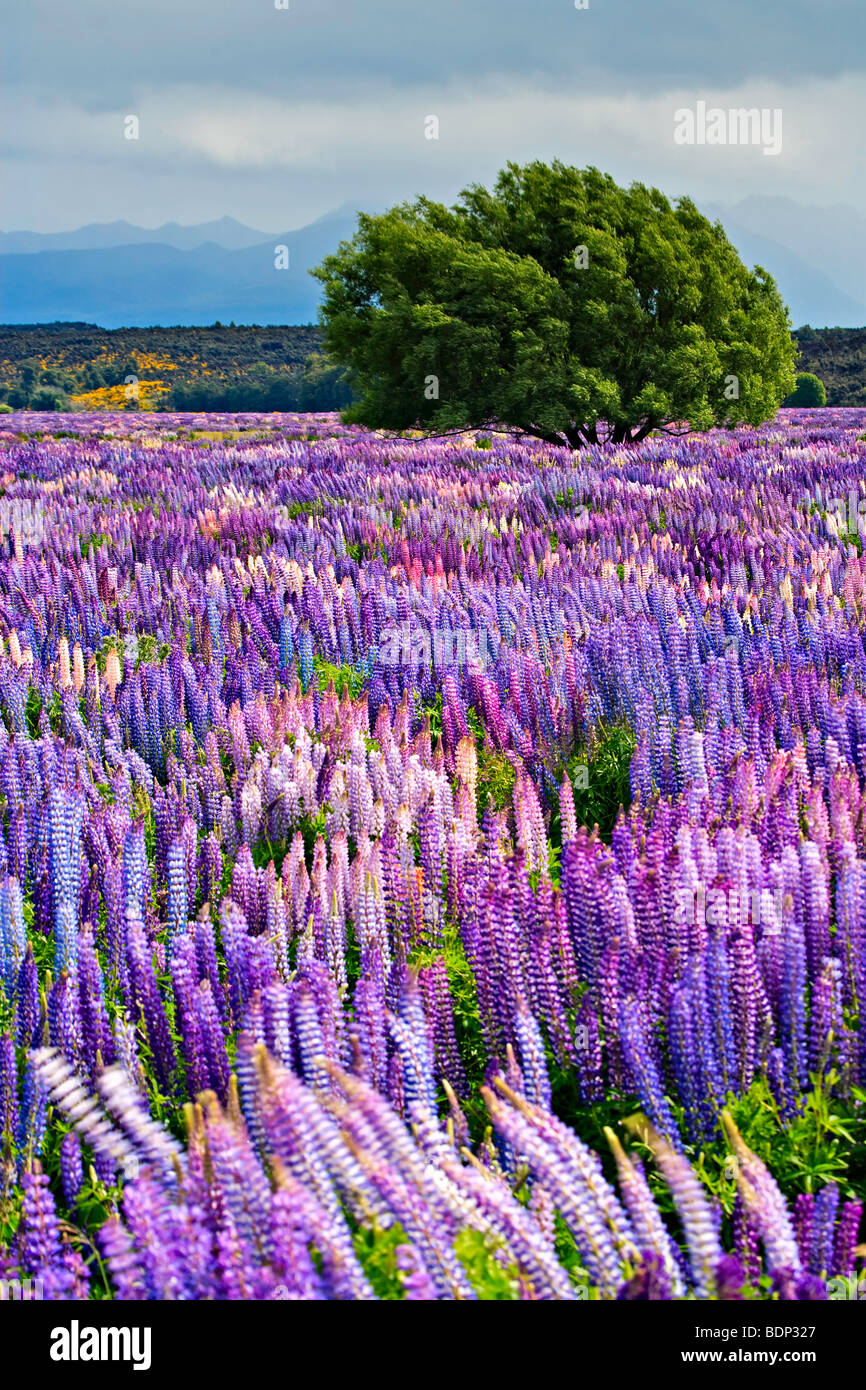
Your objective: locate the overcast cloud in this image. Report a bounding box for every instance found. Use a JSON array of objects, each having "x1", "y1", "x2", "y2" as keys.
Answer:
[{"x1": 3, "y1": 0, "x2": 865, "y2": 230}]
